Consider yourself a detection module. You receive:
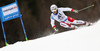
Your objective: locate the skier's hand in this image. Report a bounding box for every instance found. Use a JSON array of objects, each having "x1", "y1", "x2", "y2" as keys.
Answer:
[
  {"x1": 73, "y1": 10, "x2": 78, "y2": 13},
  {"x1": 54, "y1": 27, "x2": 59, "y2": 32}
]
